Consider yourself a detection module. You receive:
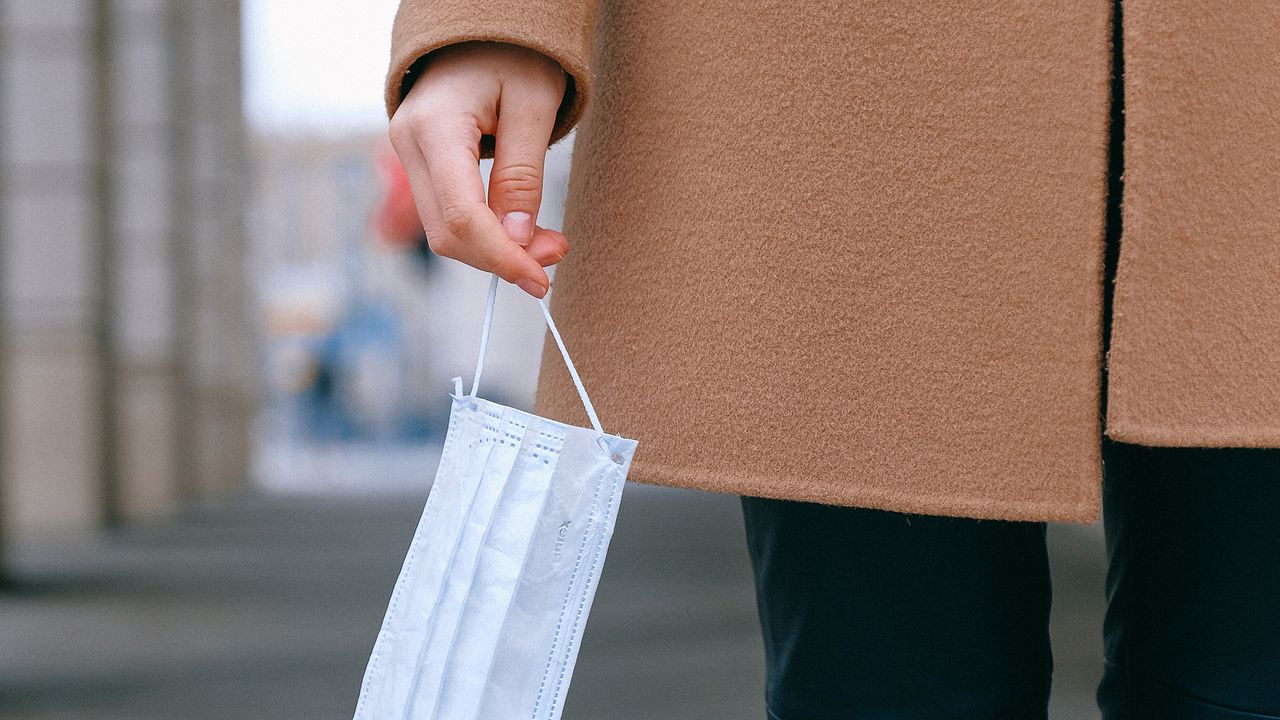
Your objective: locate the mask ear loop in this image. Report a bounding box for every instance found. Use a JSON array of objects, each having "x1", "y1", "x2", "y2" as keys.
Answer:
[
  {"x1": 467, "y1": 273, "x2": 500, "y2": 399},
  {"x1": 467, "y1": 273, "x2": 606, "y2": 438},
  {"x1": 535, "y1": 295, "x2": 605, "y2": 436}
]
